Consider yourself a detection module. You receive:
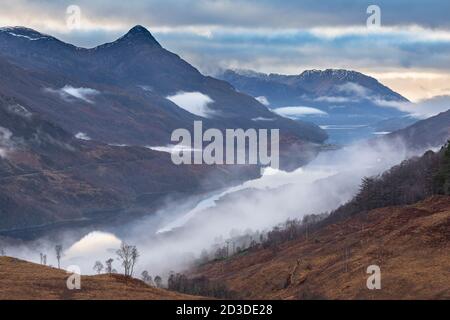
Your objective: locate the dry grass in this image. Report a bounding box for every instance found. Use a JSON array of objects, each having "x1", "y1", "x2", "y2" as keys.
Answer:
[
  {"x1": 192, "y1": 196, "x2": 450, "y2": 300},
  {"x1": 0, "y1": 257, "x2": 201, "y2": 300}
]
